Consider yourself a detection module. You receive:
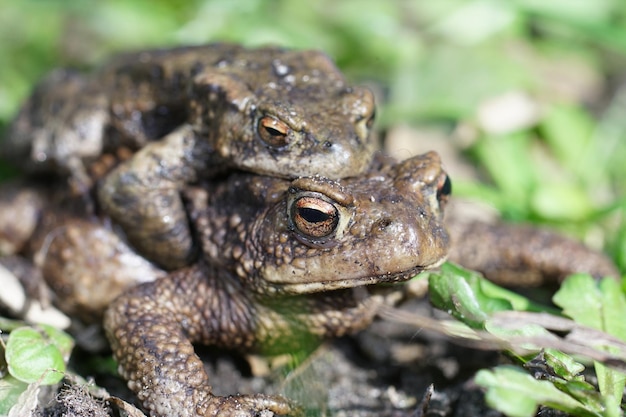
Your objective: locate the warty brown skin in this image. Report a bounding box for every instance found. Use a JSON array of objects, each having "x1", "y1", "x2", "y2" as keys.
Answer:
[
  {"x1": 2, "y1": 44, "x2": 377, "y2": 269},
  {"x1": 446, "y1": 217, "x2": 619, "y2": 285},
  {"x1": 103, "y1": 152, "x2": 451, "y2": 417},
  {"x1": 0, "y1": 179, "x2": 166, "y2": 322}
]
